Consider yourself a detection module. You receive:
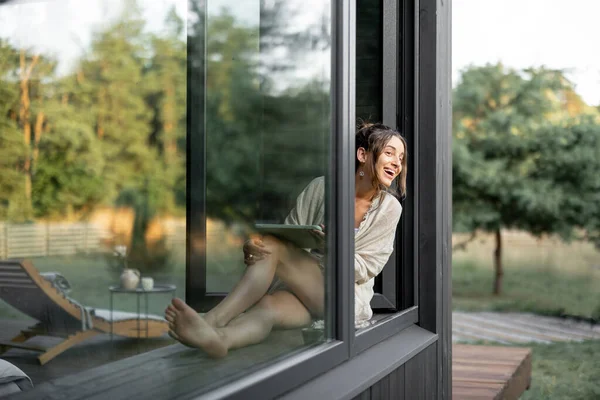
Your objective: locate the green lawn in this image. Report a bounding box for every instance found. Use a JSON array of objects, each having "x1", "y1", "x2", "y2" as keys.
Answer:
[
  {"x1": 519, "y1": 341, "x2": 600, "y2": 400},
  {"x1": 0, "y1": 254, "x2": 187, "y2": 320},
  {"x1": 0, "y1": 246, "x2": 249, "y2": 321},
  {"x1": 452, "y1": 259, "x2": 600, "y2": 320},
  {"x1": 453, "y1": 248, "x2": 600, "y2": 400}
]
